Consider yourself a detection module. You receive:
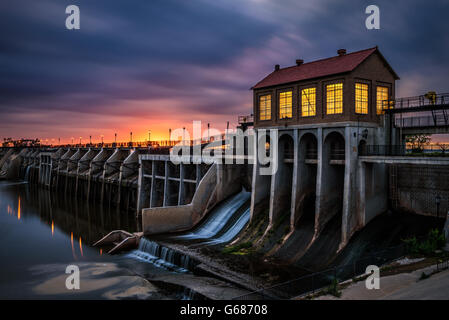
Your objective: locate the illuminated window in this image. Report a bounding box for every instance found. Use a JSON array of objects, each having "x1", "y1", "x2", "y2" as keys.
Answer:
[
  {"x1": 355, "y1": 83, "x2": 369, "y2": 114},
  {"x1": 259, "y1": 95, "x2": 271, "y2": 120},
  {"x1": 326, "y1": 83, "x2": 343, "y2": 114},
  {"x1": 279, "y1": 91, "x2": 292, "y2": 119},
  {"x1": 376, "y1": 86, "x2": 389, "y2": 114},
  {"x1": 301, "y1": 88, "x2": 316, "y2": 117}
]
